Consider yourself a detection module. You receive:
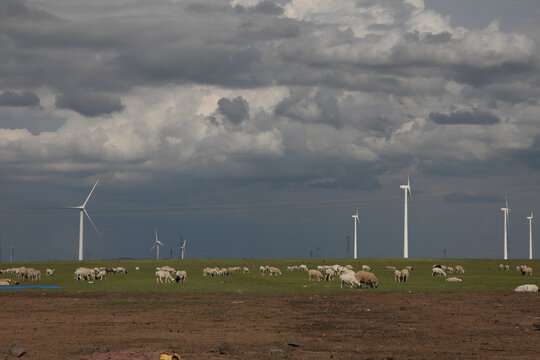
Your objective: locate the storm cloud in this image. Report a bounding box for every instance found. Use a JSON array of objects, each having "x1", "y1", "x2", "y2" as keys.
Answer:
[
  {"x1": 429, "y1": 110, "x2": 501, "y2": 125},
  {"x1": 0, "y1": 91, "x2": 40, "y2": 107}
]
